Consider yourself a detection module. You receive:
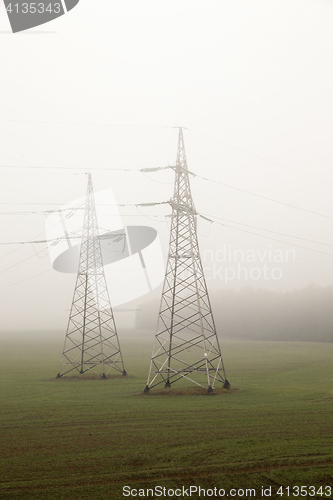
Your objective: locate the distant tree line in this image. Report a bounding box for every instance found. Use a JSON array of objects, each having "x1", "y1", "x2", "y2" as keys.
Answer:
[{"x1": 136, "y1": 285, "x2": 333, "y2": 342}]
